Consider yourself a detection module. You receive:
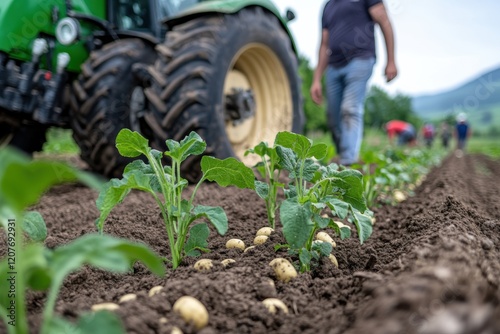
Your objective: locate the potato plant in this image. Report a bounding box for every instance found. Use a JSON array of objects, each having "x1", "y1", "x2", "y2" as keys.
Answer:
[
  {"x1": 96, "y1": 129, "x2": 255, "y2": 269},
  {"x1": 247, "y1": 132, "x2": 373, "y2": 272},
  {"x1": 0, "y1": 148, "x2": 165, "y2": 334}
]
